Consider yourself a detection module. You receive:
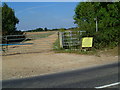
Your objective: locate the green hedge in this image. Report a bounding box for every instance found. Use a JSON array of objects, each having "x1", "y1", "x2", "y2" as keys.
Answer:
[{"x1": 82, "y1": 26, "x2": 119, "y2": 49}]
